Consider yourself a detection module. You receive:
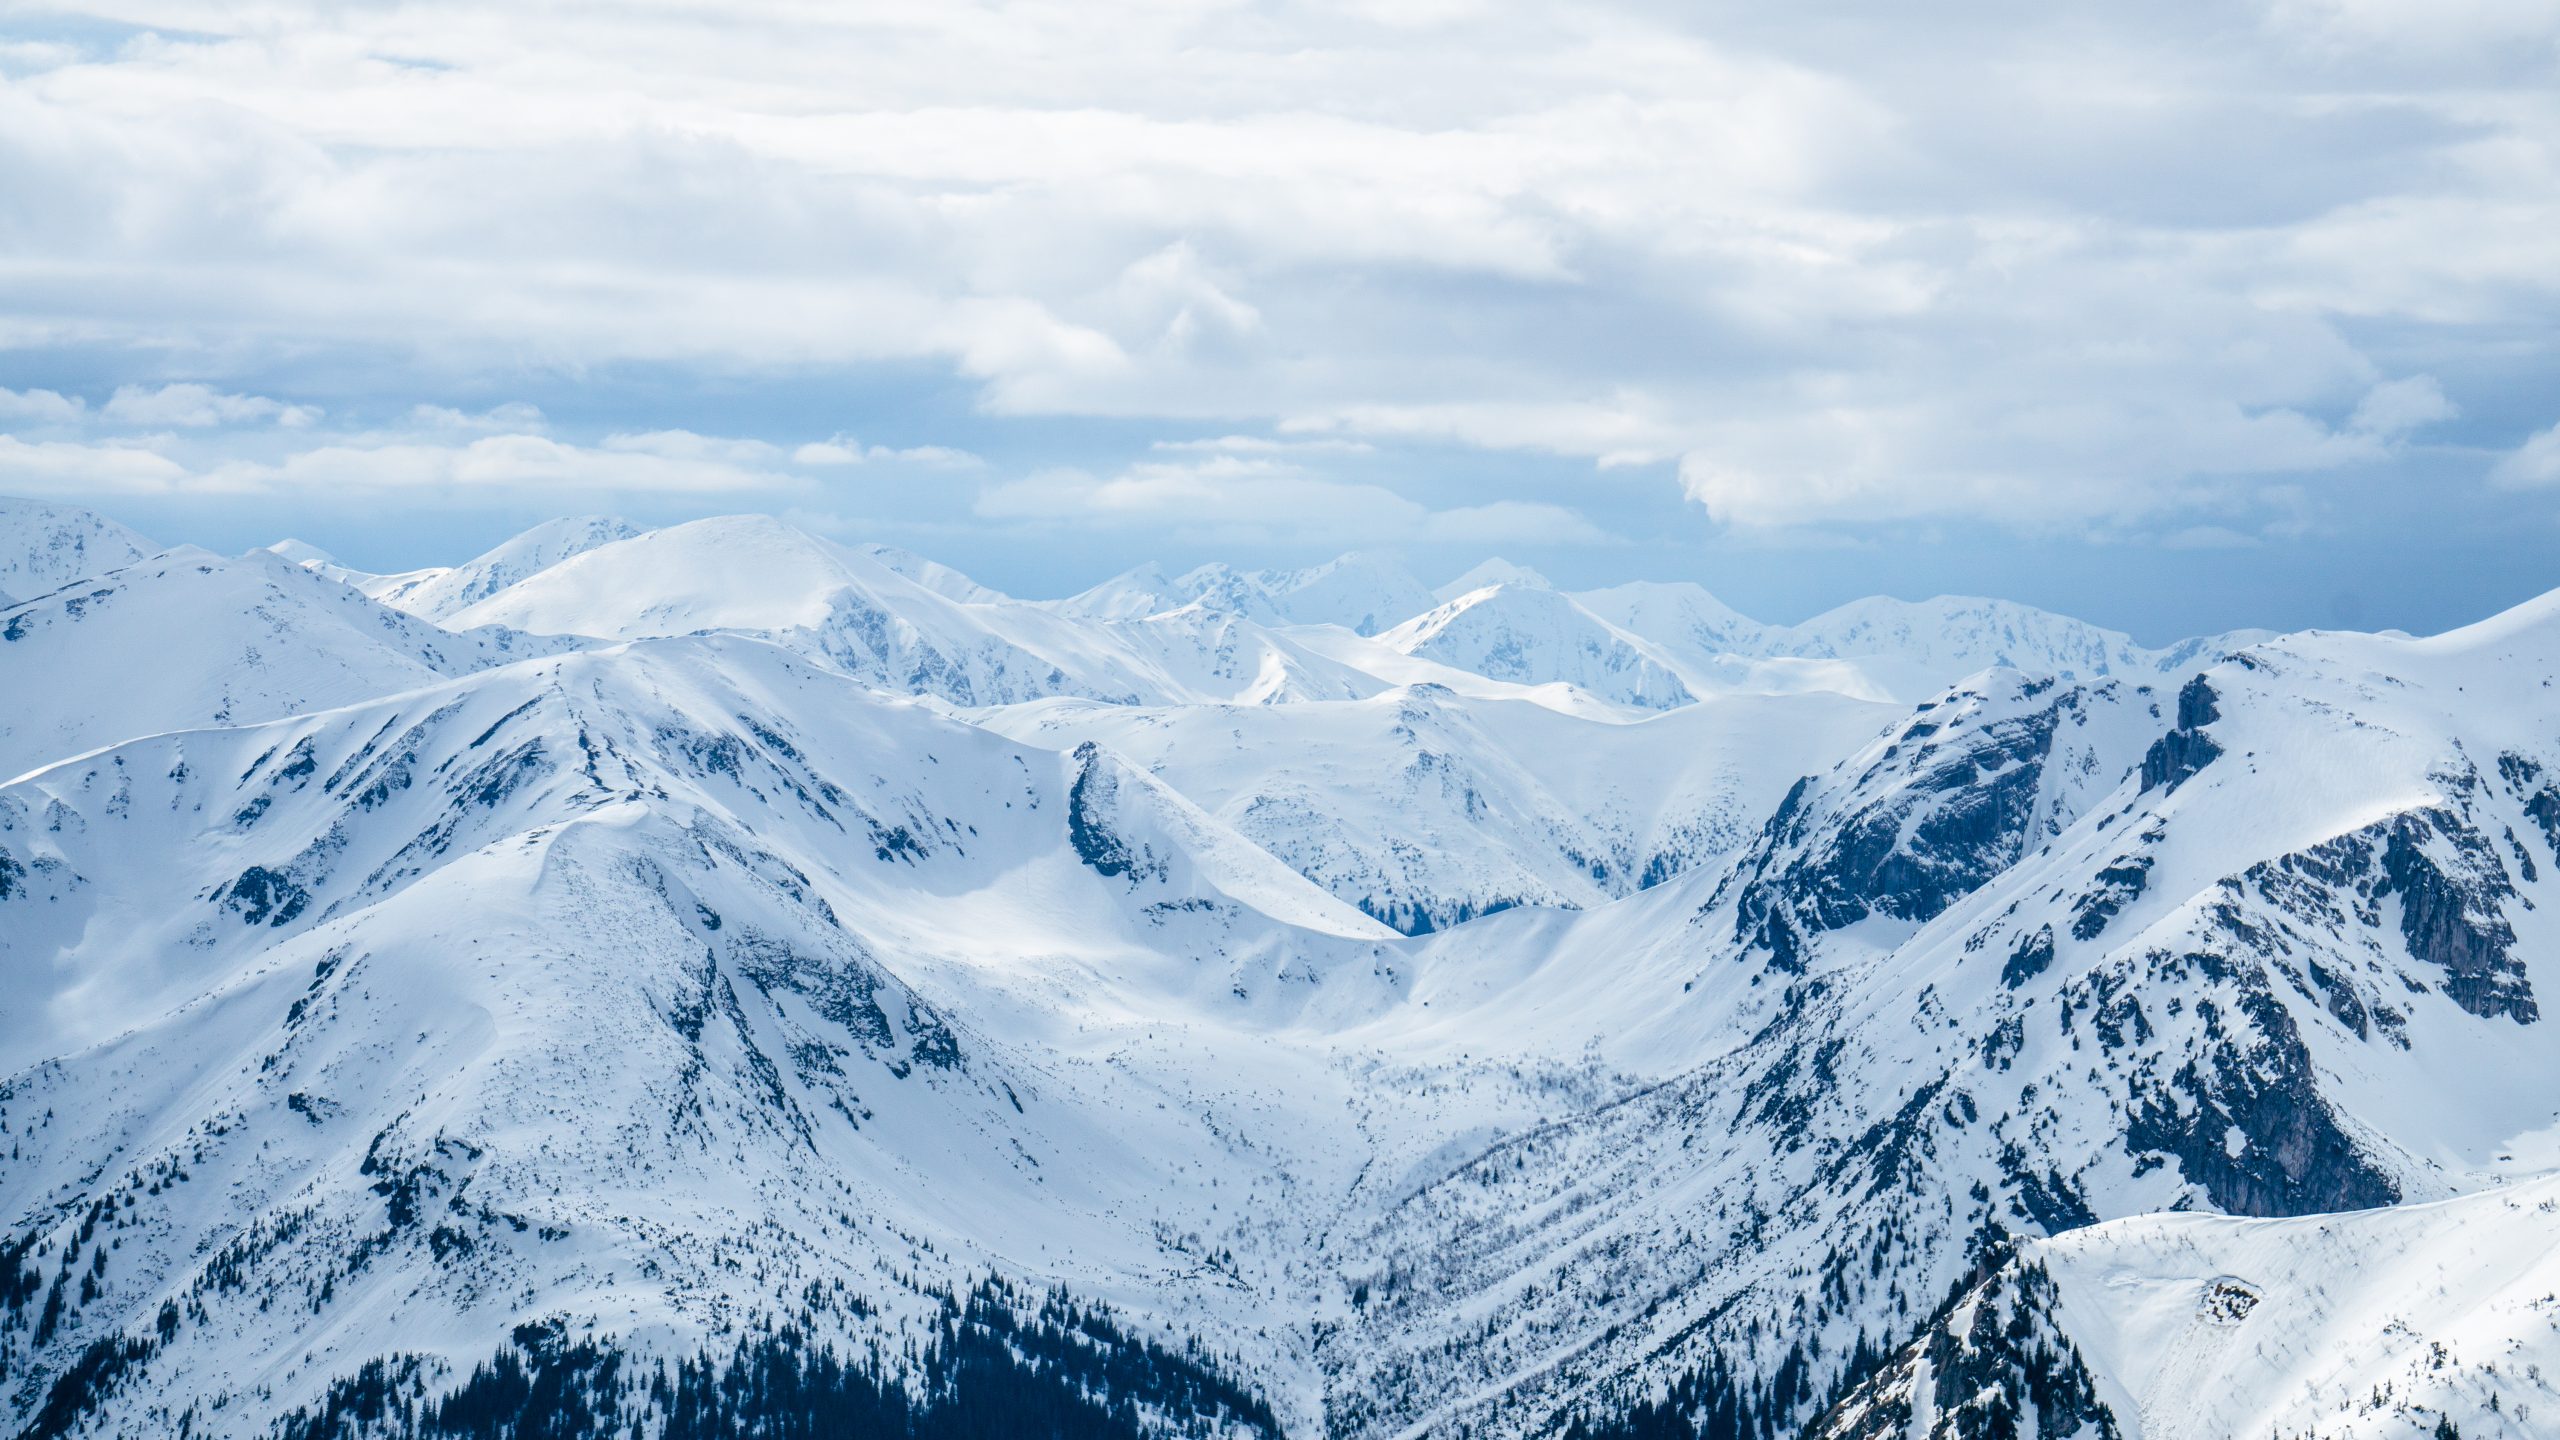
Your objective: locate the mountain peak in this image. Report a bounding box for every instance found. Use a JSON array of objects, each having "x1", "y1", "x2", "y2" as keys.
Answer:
[{"x1": 1434, "y1": 558, "x2": 1551, "y2": 602}]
